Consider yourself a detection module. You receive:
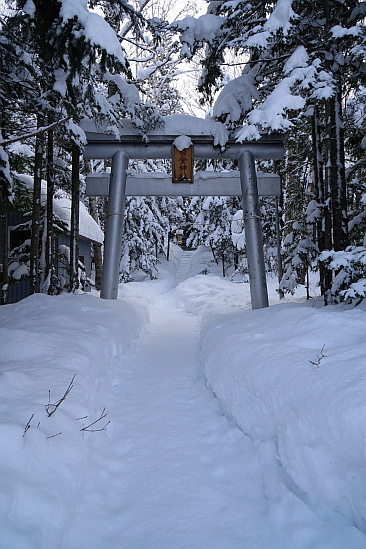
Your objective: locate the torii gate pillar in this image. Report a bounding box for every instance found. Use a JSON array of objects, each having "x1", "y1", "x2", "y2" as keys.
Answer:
[
  {"x1": 100, "y1": 150, "x2": 129, "y2": 299},
  {"x1": 81, "y1": 116, "x2": 285, "y2": 309},
  {"x1": 239, "y1": 151, "x2": 269, "y2": 309}
]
